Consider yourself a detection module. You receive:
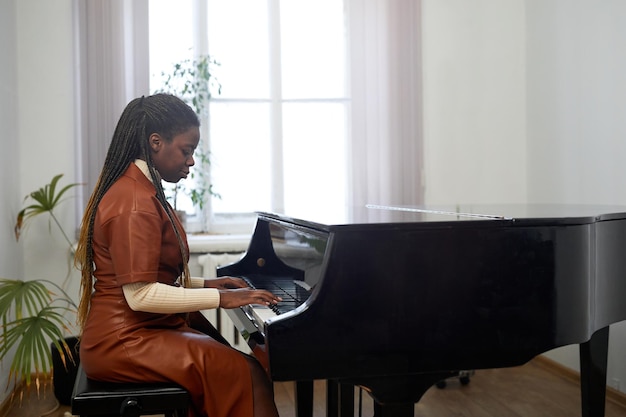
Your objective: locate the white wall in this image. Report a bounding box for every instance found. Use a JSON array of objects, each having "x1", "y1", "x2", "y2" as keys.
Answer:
[
  {"x1": 525, "y1": 0, "x2": 626, "y2": 391},
  {"x1": 422, "y1": 0, "x2": 527, "y2": 205},
  {"x1": 422, "y1": 0, "x2": 626, "y2": 393},
  {"x1": 15, "y1": 0, "x2": 81, "y2": 300},
  {"x1": 0, "y1": 0, "x2": 78, "y2": 405},
  {"x1": 526, "y1": 0, "x2": 626, "y2": 205},
  {"x1": 0, "y1": 0, "x2": 21, "y2": 400}
]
